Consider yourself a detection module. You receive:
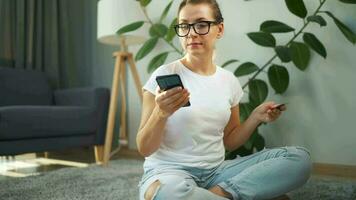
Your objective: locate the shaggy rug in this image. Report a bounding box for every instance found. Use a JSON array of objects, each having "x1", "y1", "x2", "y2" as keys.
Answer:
[{"x1": 0, "y1": 159, "x2": 355, "y2": 200}]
